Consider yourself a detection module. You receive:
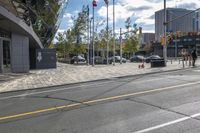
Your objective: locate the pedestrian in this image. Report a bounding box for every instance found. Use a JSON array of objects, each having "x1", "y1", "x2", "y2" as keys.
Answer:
[
  {"x1": 188, "y1": 47, "x2": 193, "y2": 66},
  {"x1": 191, "y1": 48, "x2": 197, "y2": 67}
]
